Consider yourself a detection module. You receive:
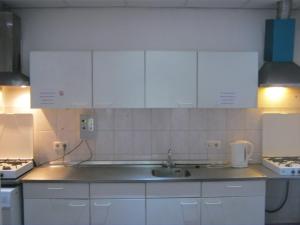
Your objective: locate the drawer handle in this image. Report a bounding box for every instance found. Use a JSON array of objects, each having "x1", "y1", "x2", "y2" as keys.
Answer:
[
  {"x1": 94, "y1": 202, "x2": 112, "y2": 207},
  {"x1": 180, "y1": 202, "x2": 198, "y2": 206},
  {"x1": 69, "y1": 203, "x2": 87, "y2": 207},
  {"x1": 204, "y1": 201, "x2": 222, "y2": 205},
  {"x1": 226, "y1": 185, "x2": 242, "y2": 188},
  {"x1": 47, "y1": 187, "x2": 64, "y2": 190}
]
